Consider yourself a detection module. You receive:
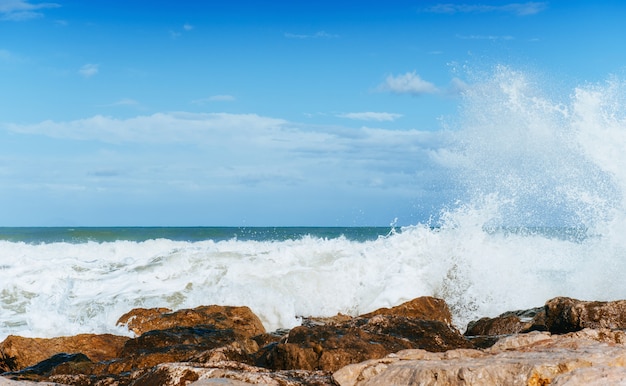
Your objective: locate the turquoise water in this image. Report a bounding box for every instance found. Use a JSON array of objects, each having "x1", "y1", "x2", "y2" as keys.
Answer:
[{"x1": 0, "y1": 226, "x2": 393, "y2": 244}]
